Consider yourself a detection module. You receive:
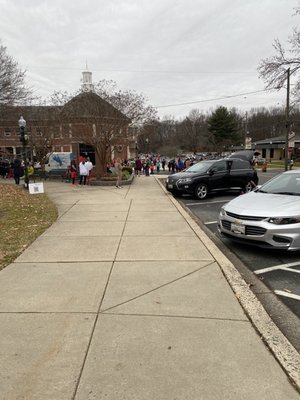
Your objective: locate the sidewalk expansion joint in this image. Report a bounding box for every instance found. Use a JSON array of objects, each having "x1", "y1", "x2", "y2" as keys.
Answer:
[
  {"x1": 57, "y1": 200, "x2": 80, "y2": 219},
  {"x1": 100, "y1": 261, "x2": 215, "y2": 313},
  {"x1": 99, "y1": 311, "x2": 250, "y2": 324},
  {"x1": 0, "y1": 311, "x2": 98, "y2": 315},
  {"x1": 71, "y1": 198, "x2": 133, "y2": 400}
]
